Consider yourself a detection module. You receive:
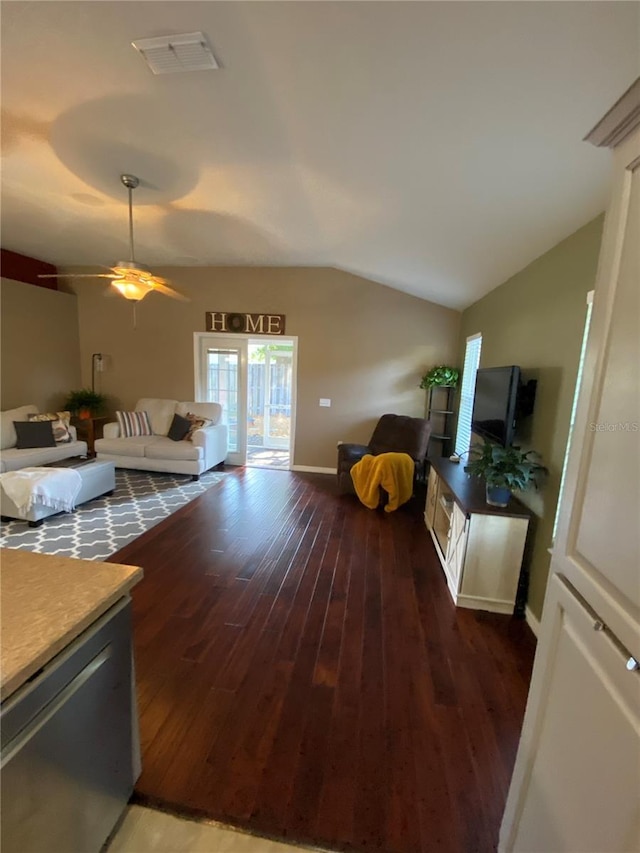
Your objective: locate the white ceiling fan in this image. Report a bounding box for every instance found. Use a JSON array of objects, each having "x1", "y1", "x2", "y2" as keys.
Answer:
[{"x1": 39, "y1": 174, "x2": 188, "y2": 303}]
